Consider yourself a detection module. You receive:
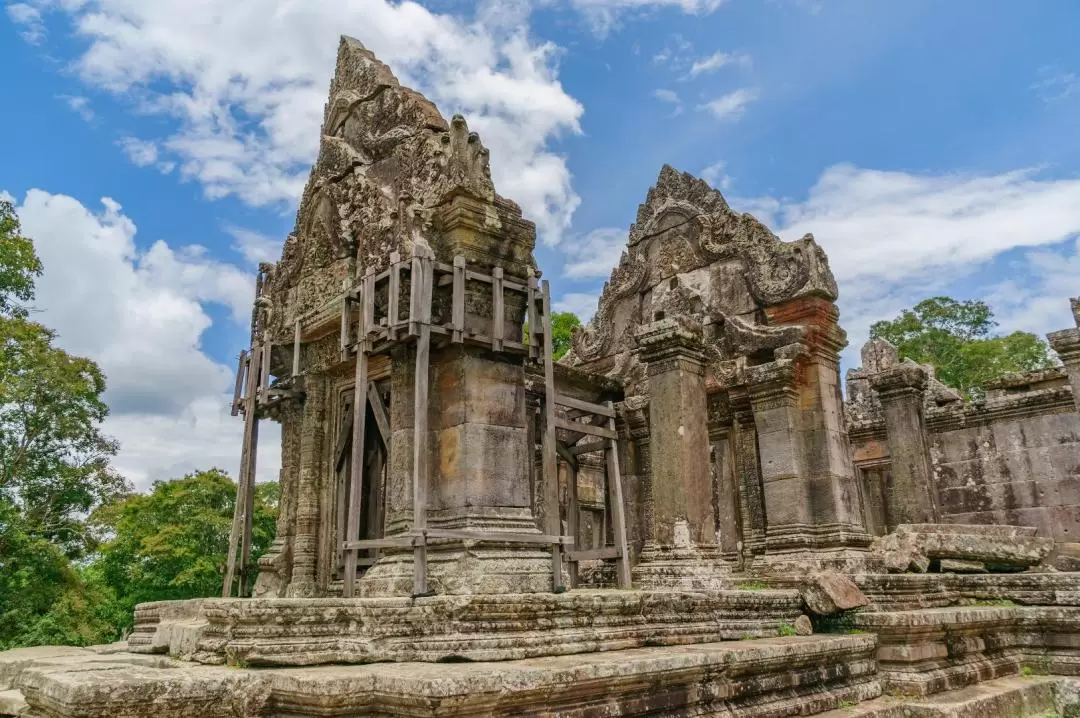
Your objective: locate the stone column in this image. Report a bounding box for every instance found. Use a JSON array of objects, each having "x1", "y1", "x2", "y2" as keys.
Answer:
[
  {"x1": 745, "y1": 353, "x2": 812, "y2": 551},
  {"x1": 764, "y1": 298, "x2": 872, "y2": 550},
  {"x1": 286, "y1": 375, "x2": 328, "y2": 598},
  {"x1": 631, "y1": 319, "x2": 728, "y2": 590},
  {"x1": 869, "y1": 364, "x2": 939, "y2": 528},
  {"x1": 731, "y1": 389, "x2": 766, "y2": 561},
  {"x1": 358, "y1": 193, "x2": 552, "y2": 597},
  {"x1": 1049, "y1": 298, "x2": 1080, "y2": 412}
]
